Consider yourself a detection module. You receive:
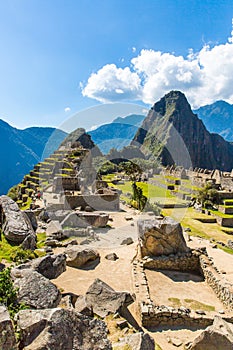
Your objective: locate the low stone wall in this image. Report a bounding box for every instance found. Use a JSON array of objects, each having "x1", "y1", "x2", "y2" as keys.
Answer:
[
  {"x1": 141, "y1": 303, "x2": 214, "y2": 328},
  {"x1": 219, "y1": 205, "x2": 233, "y2": 214},
  {"x1": 140, "y1": 303, "x2": 233, "y2": 328},
  {"x1": 142, "y1": 250, "x2": 202, "y2": 274},
  {"x1": 215, "y1": 216, "x2": 233, "y2": 228},
  {"x1": 53, "y1": 177, "x2": 80, "y2": 192},
  {"x1": 200, "y1": 254, "x2": 233, "y2": 310},
  {"x1": 65, "y1": 193, "x2": 120, "y2": 211}
]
